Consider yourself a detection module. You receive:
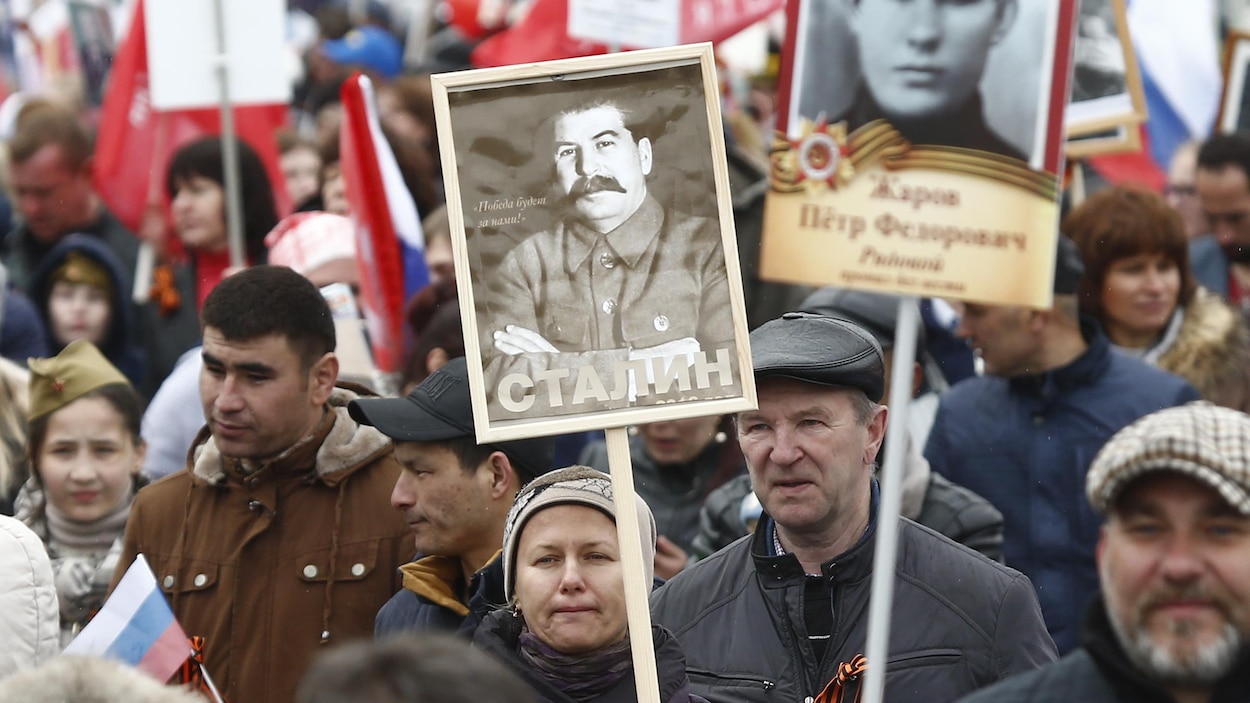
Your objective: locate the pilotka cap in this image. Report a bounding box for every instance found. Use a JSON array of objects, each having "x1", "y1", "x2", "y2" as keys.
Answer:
[
  {"x1": 1087, "y1": 401, "x2": 1250, "y2": 515},
  {"x1": 749, "y1": 312, "x2": 885, "y2": 402}
]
